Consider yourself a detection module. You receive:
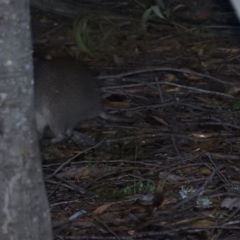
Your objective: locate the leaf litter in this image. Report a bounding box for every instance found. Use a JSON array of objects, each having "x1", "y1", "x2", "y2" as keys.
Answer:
[{"x1": 32, "y1": 2, "x2": 240, "y2": 239}]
